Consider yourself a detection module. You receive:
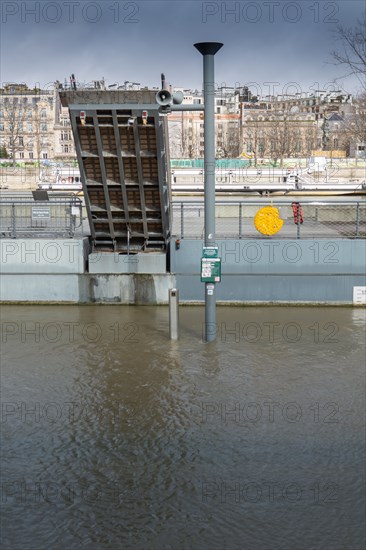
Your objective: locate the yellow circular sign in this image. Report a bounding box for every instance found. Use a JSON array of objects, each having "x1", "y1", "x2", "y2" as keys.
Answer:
[{"x1": 254, "y1": 206, "x2": 284, "y2": 236}]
